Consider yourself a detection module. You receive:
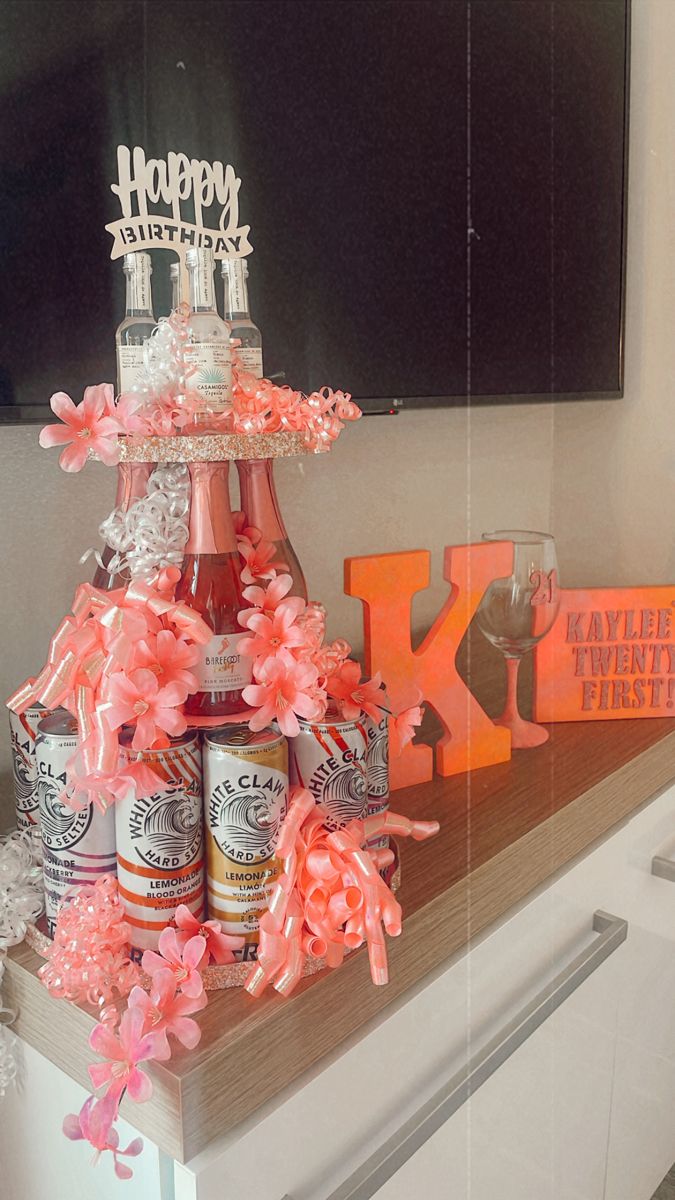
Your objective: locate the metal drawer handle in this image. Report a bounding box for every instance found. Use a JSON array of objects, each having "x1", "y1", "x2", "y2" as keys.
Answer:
[
  {"x1": 652, "y1": 855, "x2": 675, "y2": 881},
  {"x1": 303, "y1": 910, "x2": 627, "y2": 1200}
]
